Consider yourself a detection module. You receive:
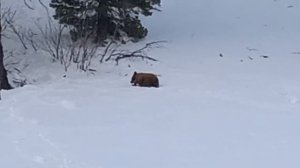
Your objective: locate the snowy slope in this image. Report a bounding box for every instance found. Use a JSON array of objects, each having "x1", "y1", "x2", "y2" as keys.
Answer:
[{"x1": 1, "y1": 0, "x2": 300, "y2": 168}]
